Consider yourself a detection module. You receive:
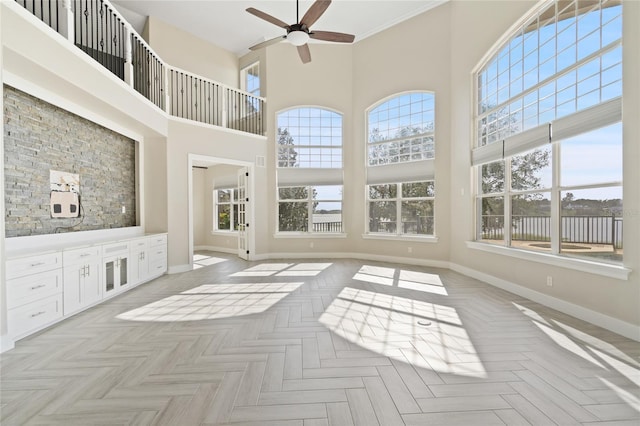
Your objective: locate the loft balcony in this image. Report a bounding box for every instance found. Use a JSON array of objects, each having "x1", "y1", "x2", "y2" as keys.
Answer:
[{"x1": 12, "y1": 0, "x2": 265, "y2": 136}]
